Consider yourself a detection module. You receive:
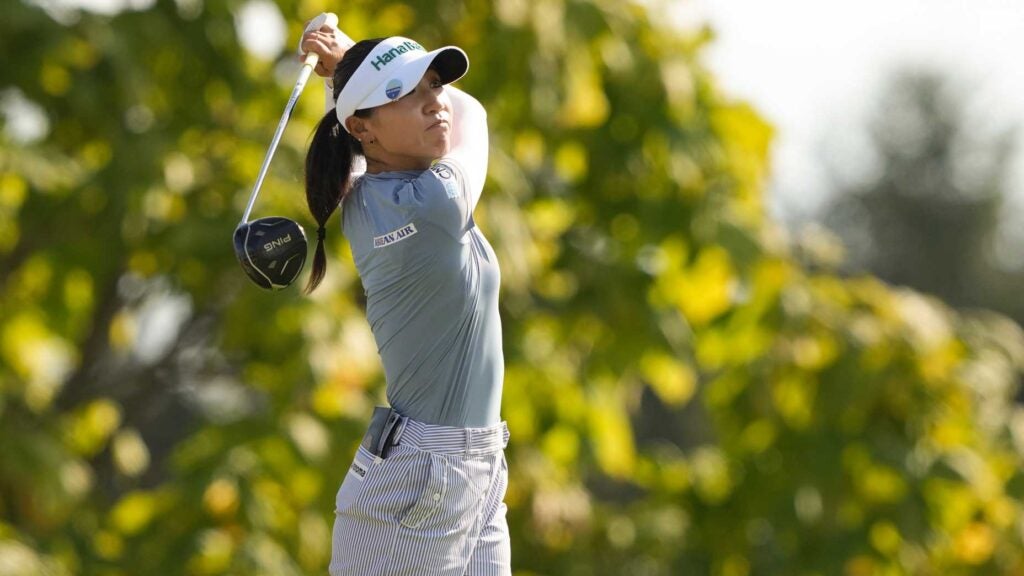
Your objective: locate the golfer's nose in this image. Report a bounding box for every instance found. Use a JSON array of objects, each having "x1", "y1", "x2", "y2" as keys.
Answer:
[{"x1": 423, "y1": 88, "x2": 443, "y2": 115}]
